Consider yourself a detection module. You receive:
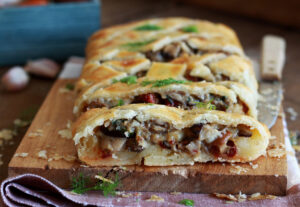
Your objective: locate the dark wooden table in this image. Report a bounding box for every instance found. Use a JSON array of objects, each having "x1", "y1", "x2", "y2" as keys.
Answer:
[{"x1": 1, "y1": 0, "x2": 300, "y2": 194}]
